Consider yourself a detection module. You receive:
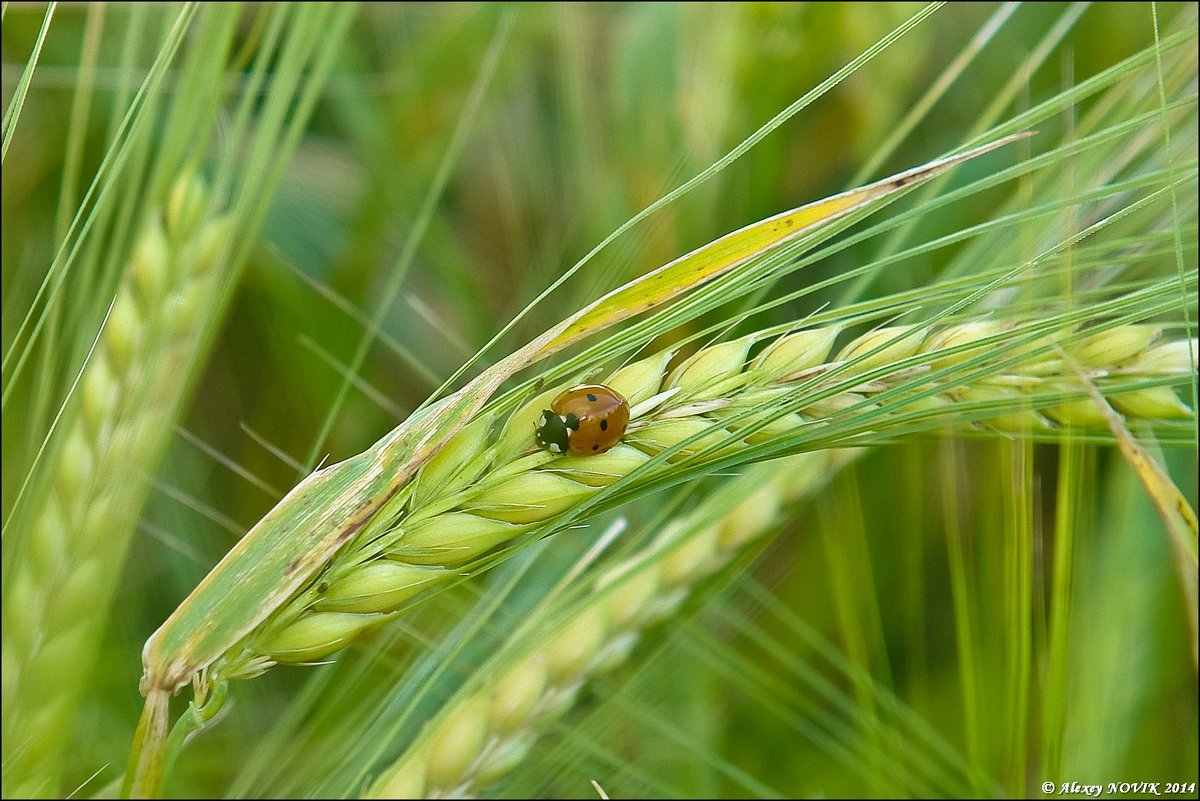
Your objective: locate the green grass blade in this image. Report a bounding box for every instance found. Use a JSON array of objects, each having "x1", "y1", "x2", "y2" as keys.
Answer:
[{"x1": 1, "y1": 1, "x2": 54, "y2": 163}]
